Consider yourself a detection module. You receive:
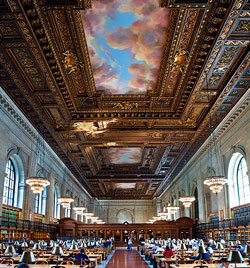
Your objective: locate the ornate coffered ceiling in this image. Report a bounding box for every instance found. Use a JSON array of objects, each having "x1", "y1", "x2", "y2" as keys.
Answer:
[{"x1": 0, "y1": 0, "x2": 249, "y2": 199}]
